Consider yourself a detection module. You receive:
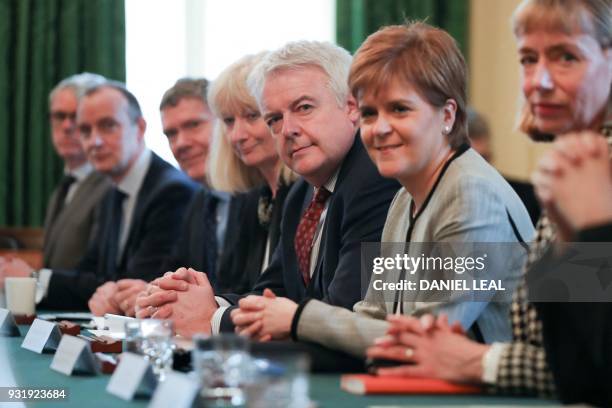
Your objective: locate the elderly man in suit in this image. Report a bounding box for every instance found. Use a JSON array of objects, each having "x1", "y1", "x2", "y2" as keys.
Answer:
[
  {"x1": 0, "y1": 74, "x2": 110, "y2": 275},
  {"x1": 1, "y1": 81, "x2": 198, "y2": 311},
  {"x1": 43, "y1": 74, "x2": 112, "y2": 269},
  {"x1": 135, "y1": 41, "x2": 401, "y2": 337}
]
